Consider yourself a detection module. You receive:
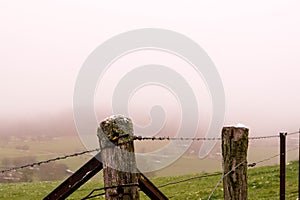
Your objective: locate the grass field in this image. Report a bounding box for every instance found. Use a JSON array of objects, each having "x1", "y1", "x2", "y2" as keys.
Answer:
[{"x1": 0, "y1": 160, "x2": 298, "y2": 200}]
